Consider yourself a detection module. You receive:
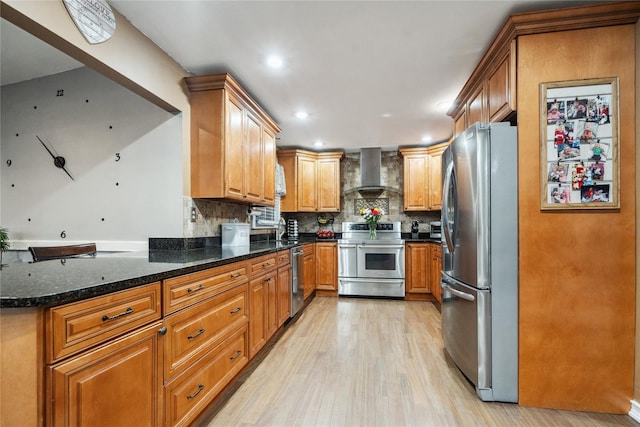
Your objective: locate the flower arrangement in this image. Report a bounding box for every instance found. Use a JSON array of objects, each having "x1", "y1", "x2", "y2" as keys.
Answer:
[{"x1": 360, "y1": 207, "x2": 384, "y2": 239}]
